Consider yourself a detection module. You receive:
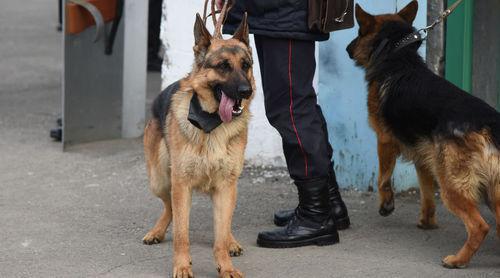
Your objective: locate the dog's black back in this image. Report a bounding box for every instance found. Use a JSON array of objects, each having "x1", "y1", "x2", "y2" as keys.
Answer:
[
  {"x1": 367, "y1": 21, "x2": 500, "y2": 147},
  {"x1": 152, "y1": 81, "x2": 180, "y2": 131}
]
